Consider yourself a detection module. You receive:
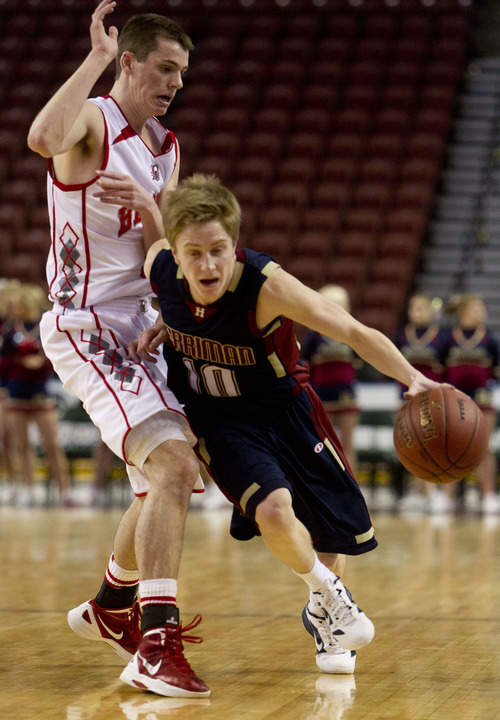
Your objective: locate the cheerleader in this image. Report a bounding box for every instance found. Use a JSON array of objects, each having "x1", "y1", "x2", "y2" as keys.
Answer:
[
  {"x1": 441, "y1": 294, "x2": 499, "y2": 514},
  {"x1": 0, "y1": 283, "x2": 72, "y2": 506},
  {"x1": 394, "y1": 294, "x2": 447, "y2": 512}
]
